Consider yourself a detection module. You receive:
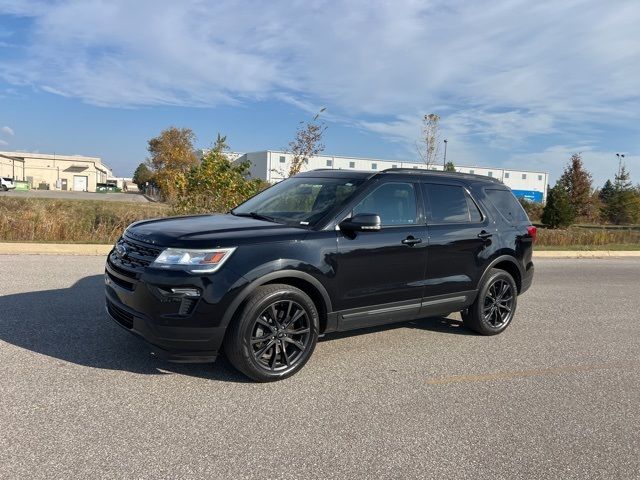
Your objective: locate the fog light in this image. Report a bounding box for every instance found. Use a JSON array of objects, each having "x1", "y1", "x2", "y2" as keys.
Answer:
[{"x1": 170, "y1": 288, "x2": 201, "y2": 297}]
